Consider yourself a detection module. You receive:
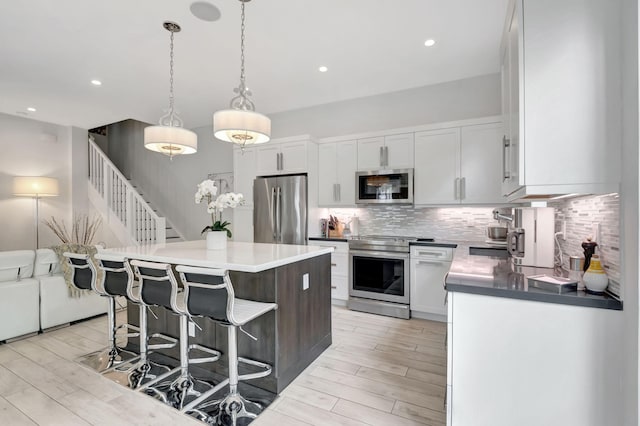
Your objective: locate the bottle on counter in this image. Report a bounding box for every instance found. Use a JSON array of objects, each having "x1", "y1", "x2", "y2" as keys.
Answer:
[
  {"x1": 581, "y1": 237, "x2": 598, "y2": 272},
  {"x1": 568, "y1": 255, "x2": 585, "y2": 291},
  {"x1": 583, "y1": 254, "x2": 608, "y2": 294}
]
